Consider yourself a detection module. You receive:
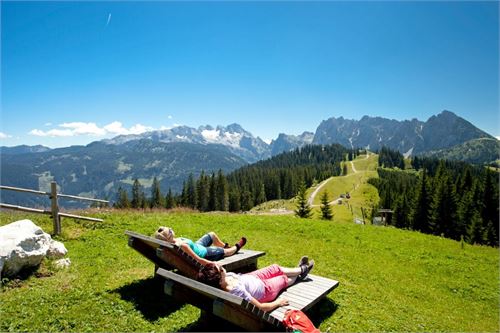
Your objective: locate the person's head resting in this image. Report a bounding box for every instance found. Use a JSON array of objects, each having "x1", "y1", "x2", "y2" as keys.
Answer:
[
  {"x1": 155, "y1": 226, "x2": 174, "y2": 243},
  {"x1": 197, "y1": 263, "x2": 222, "y2": 288}
]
